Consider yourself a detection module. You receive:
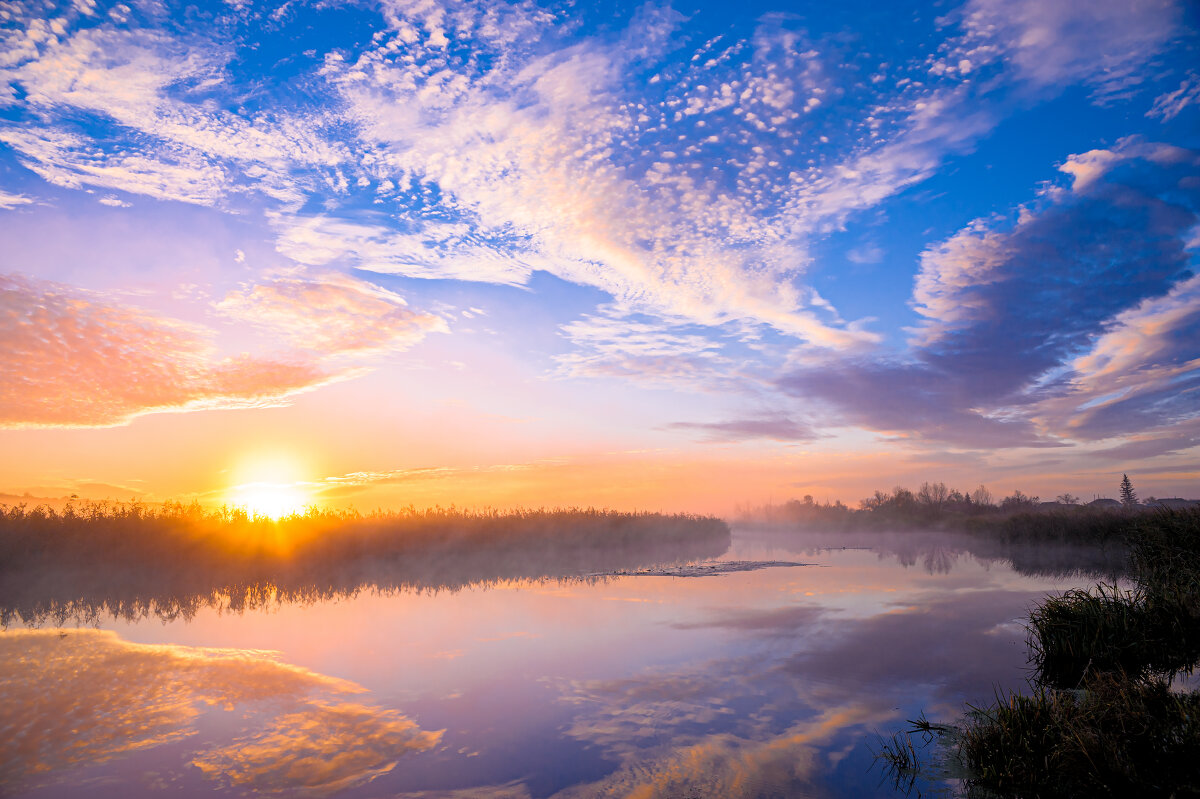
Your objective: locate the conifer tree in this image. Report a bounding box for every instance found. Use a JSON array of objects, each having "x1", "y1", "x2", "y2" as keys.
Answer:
[{"x1": 1119, "y1": 474, "x2": 1138, "y2": 508}]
